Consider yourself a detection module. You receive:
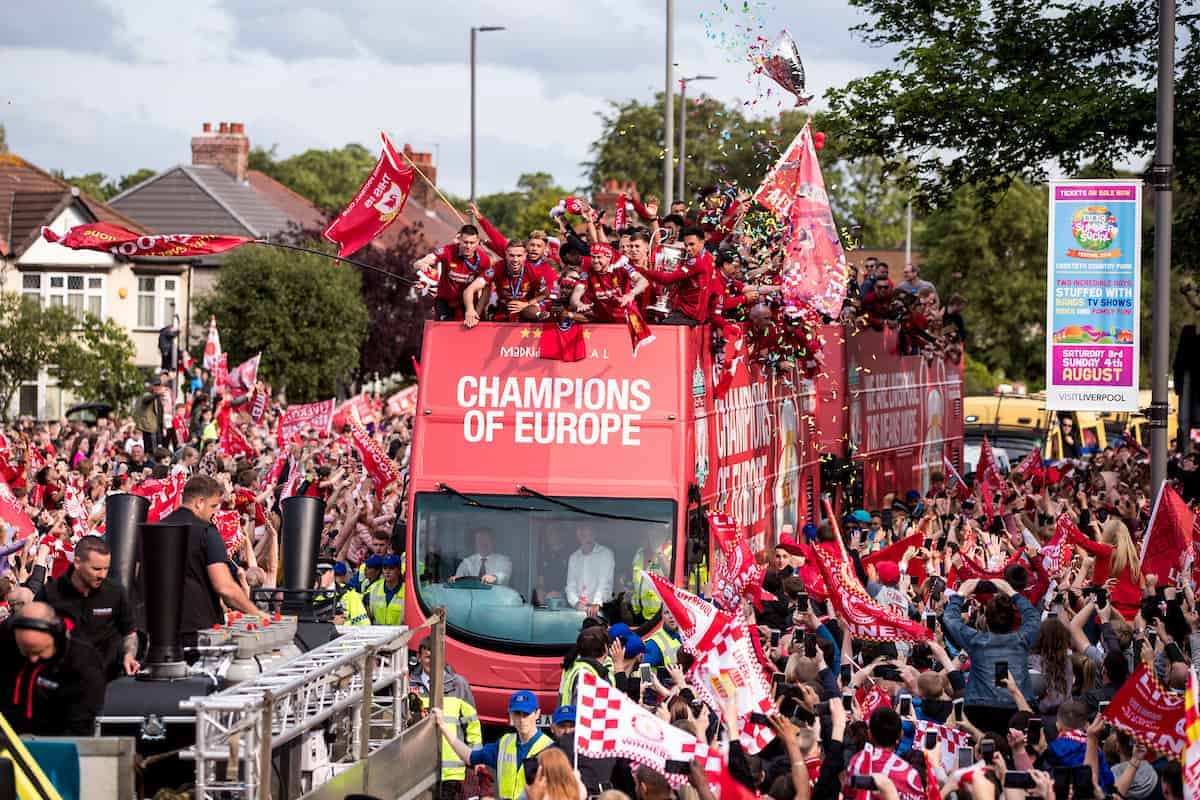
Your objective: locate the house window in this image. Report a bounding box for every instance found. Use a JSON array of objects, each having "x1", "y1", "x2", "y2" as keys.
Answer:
[
  {"x1": 22, "y1": 272, "x2": 105, "y2": 320},
  {"x1": 137, "y1": 276, "x2": 178, "y2": 329}
]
